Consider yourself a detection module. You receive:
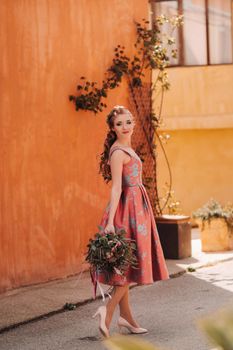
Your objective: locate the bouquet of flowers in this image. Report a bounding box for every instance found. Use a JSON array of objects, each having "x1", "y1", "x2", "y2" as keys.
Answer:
[{"x1": 86, "y1": 228, "x2": 138, "y2": 296}]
